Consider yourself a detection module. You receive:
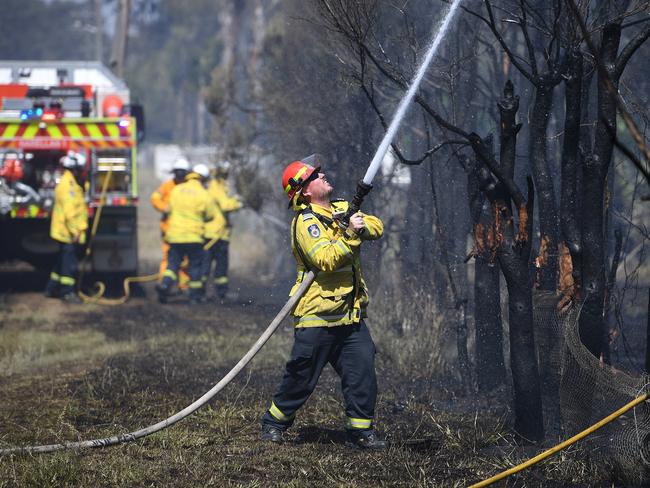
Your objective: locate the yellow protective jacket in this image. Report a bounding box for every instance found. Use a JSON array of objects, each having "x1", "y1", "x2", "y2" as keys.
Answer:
[
  {"x1": 50, "y1": 170, "x2": 88, "y2": 244},
  {"x1": 204, "y1": 177, "x2": 242, "y2": 241},
  {"x1": 289, "y1": 200, "x2": 383, "y2": 328},
  {"x1": 150, "y1": 178, "x2": 177, "y2": 235},
  {"x1": 165, "y1": 176, "x2": 216, "y2": 244}
]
